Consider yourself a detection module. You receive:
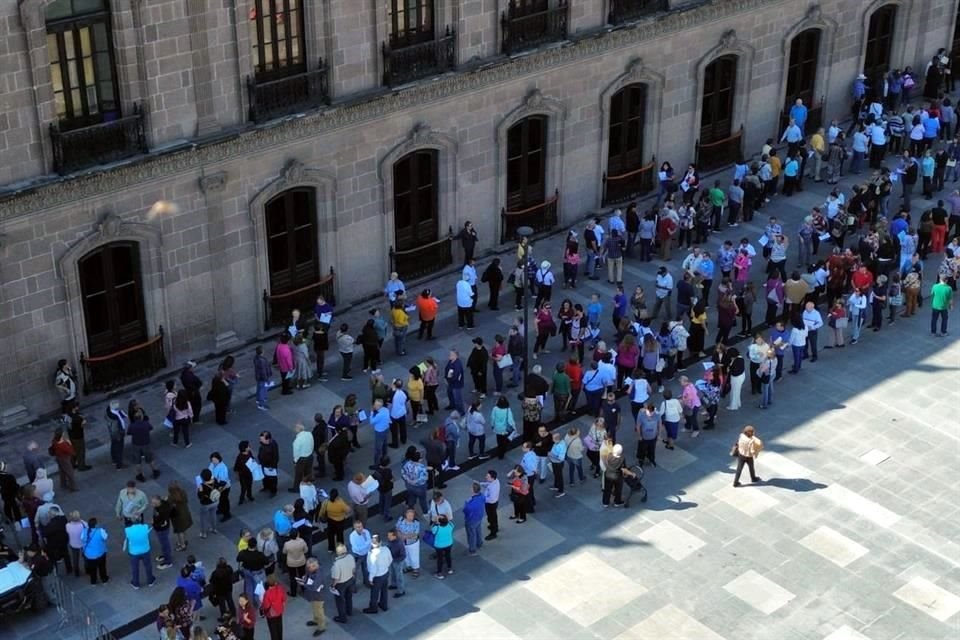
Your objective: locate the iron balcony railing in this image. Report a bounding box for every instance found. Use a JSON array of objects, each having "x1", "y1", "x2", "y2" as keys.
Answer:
[
  {"x1": 501, "y1": 189, "x2": 560, "y2": 243},
  {"x1": 247, "y1": 60, "x2": 330, "y2": 124},
  {"x1": 49, "y1": 103, "x2": 148, "y2": 174},
  {"x1": 695, "y1": 125, "x2": 745, "y2": 173},
  {"x1": 602, "y1": 155, "x2": 656, "y2": 206},
  {"x1": 390, "y1": 233, "x2": 454, "y2": 281},
  {"x1": 262, "y1": 268, "x2": 336, "y2": 332},
  {"x1": 608, "y1": 0, "x2": 668, "y2": 25},
  {"x1": 383, "y1": 26, "x2": 457, "y2": 87},
  {"x1": 501, "y1": 0, "x2": 568, "y2": 55},
  {"x1": 79, "y1": 326, "x2": 166, "y2": 395}
]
